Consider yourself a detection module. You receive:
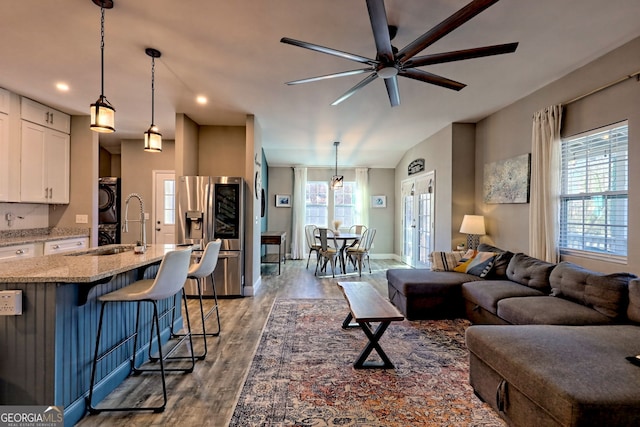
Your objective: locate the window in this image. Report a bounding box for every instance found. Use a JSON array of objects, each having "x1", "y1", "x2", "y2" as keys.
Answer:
[
  {"x1": 305, "y1": 181, "x2": 328, "y2": 227},
  {"x1": 559, "y1": 122, "x2": 628, "y2": 259},
  {"x1": 304, "y1": 181, "x2": 356, "y2": 227},
  {"x1": 333, "y1": 182, "x2": 356, "y2": 227},
  {"x1": 163, "y1": 179, "x2": 175, "y2": 225}
]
